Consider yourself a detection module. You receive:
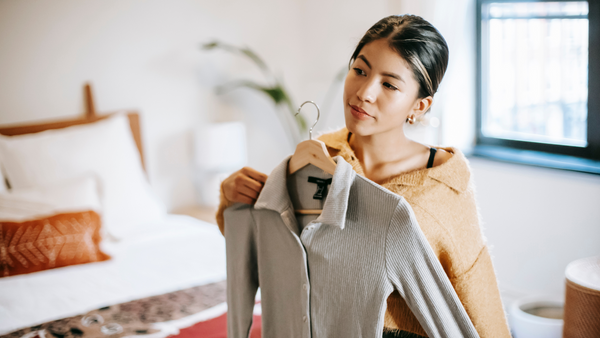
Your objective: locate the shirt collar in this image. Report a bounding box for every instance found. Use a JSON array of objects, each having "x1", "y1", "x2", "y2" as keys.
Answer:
[
  {"x1": 317, "y1": 127, "x2": 470, "y2": 193},
  {"x1": 255, "y1": 155, "x2": 356, "y2": 229}
]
